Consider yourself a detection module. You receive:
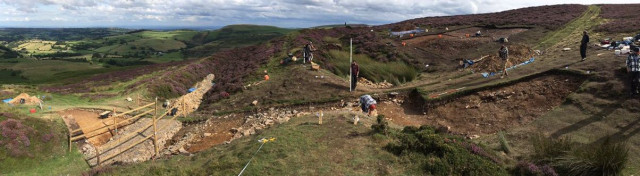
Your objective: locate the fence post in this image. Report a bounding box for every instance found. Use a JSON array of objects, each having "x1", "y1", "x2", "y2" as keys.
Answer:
[{"x1": 153, "y1": 97, "x2": 158, "y2": 157}]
